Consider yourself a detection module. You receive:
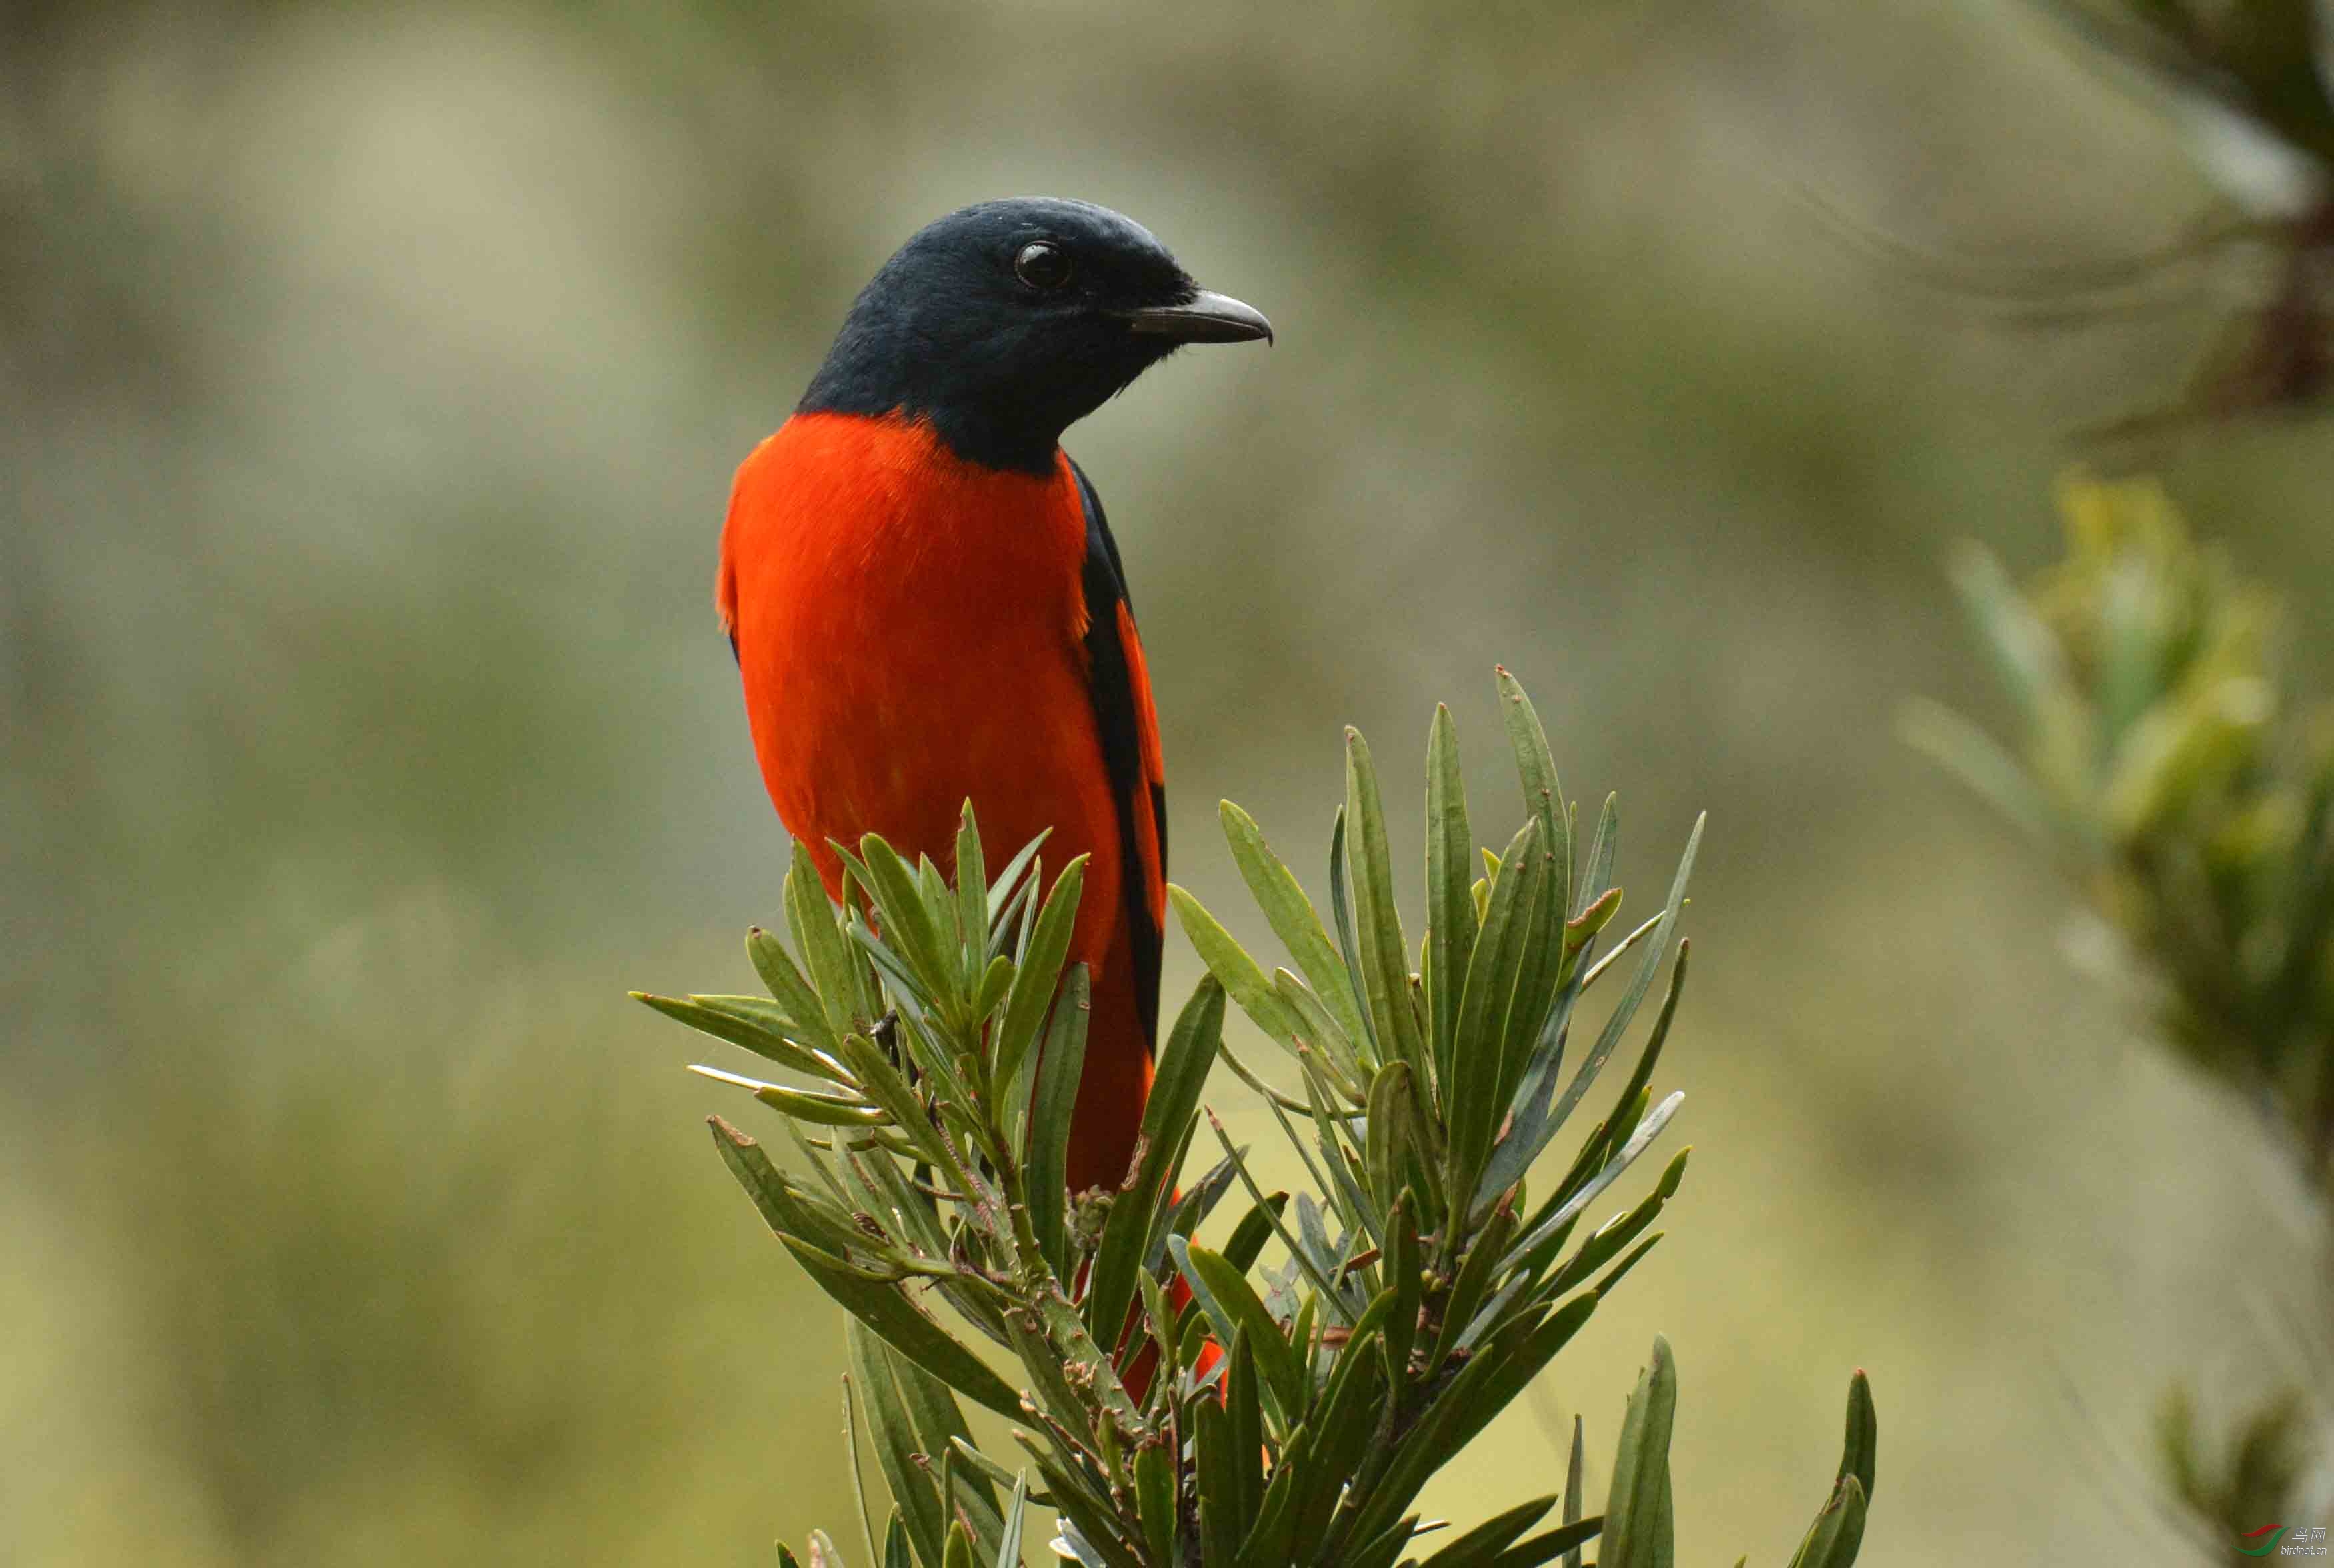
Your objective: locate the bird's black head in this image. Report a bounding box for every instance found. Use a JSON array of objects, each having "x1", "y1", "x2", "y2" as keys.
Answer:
[{"x1": 798, "y1": 198, "x2": 1272, "y2": 475}]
